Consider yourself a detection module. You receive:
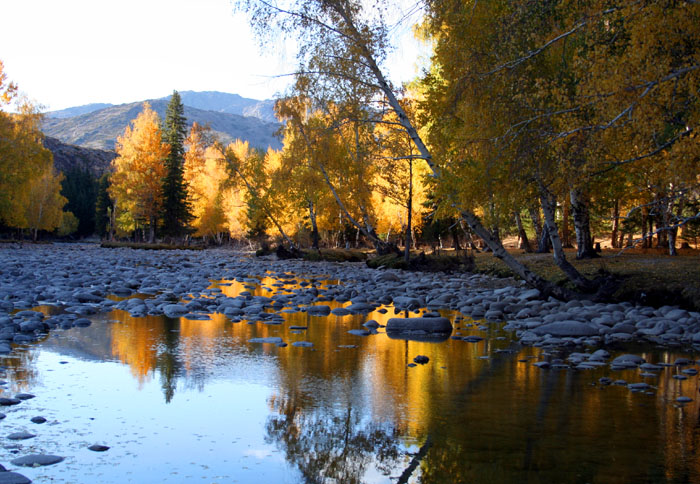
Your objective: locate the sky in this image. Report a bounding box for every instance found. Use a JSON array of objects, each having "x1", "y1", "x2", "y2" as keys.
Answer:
[{"x1": 0, "y1": 0, "x2": 425, "y2": 111}]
